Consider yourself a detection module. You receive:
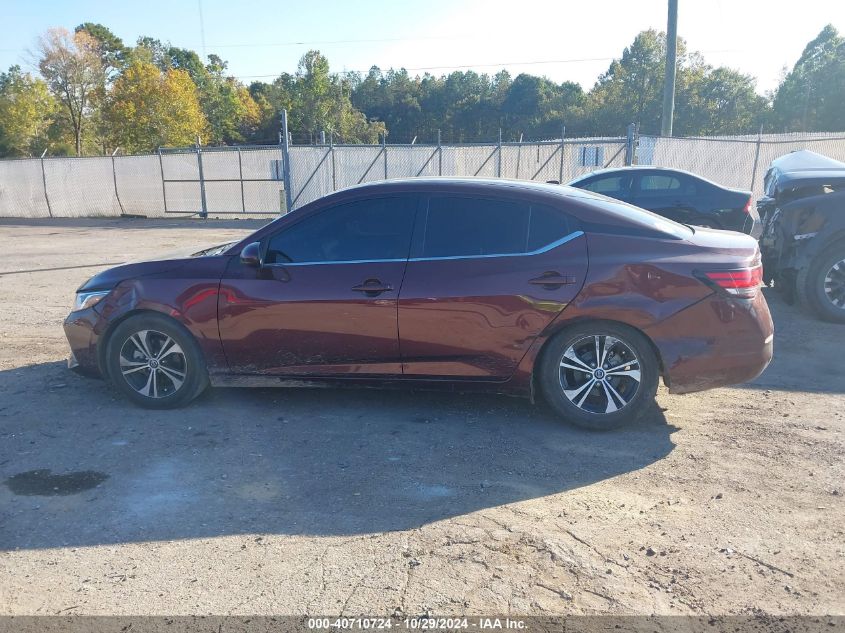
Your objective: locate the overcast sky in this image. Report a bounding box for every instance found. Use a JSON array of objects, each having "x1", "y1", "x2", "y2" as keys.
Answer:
[{"x1": 3, "y1": 0, "x2": 844, "y2": 94}]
